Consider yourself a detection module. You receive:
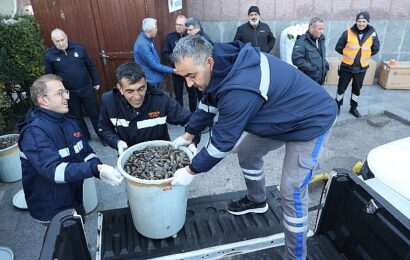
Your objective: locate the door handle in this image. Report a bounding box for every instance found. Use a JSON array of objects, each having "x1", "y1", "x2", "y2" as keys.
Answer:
[{"x1": 100, "y1": 50, "x2": 109, "y2": 65}]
